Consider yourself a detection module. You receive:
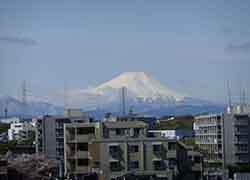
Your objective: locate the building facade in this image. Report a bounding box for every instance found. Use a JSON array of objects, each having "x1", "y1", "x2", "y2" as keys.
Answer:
[
  {"x1": 223, "y1": 105, "x2": 250, "y2": 165},
  {"x1": 64, "y1": 120, "x2": 191, "y2": 180},
  {"x1": 8, "y1": 121, "x2": 35, "y2": 141},
  {"x1": 35, "y1": 116, "x2": 72, "y2": 160},
  {"x1": 148, "y1": 129, "x2": 193, "y2": 140},
  {"x1": 194, "y1": 114, "x2": 223, "y2": 164},
  {"x1": 194, "y1": 114, "x2": 224, "y2": 179}
]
